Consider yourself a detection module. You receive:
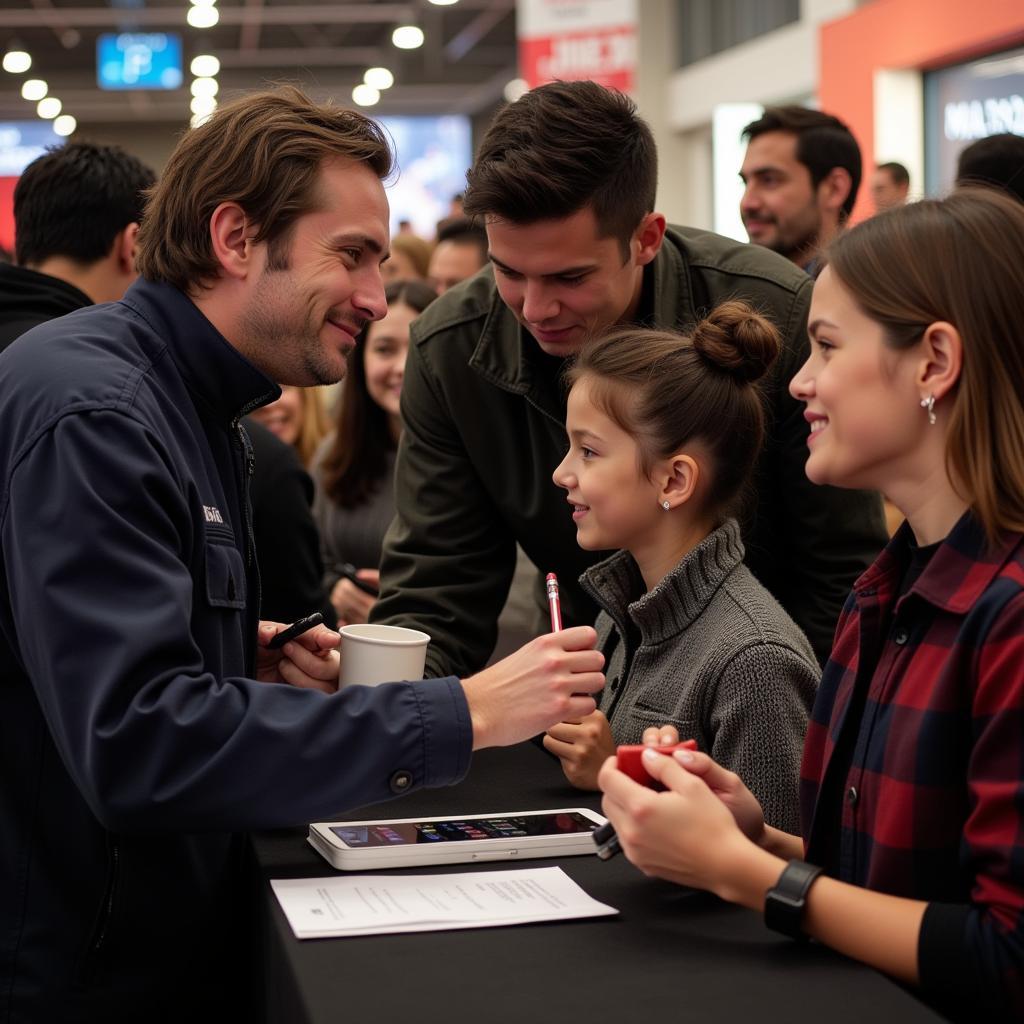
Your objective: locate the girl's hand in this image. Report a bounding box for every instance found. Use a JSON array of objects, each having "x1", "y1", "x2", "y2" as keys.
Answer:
[
  {"x1": 543, "y1": 709, "x2": 615, "y2": 790},
  {"x1": 330, "y1": 569, "x2": 379, "y2": 627}
]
